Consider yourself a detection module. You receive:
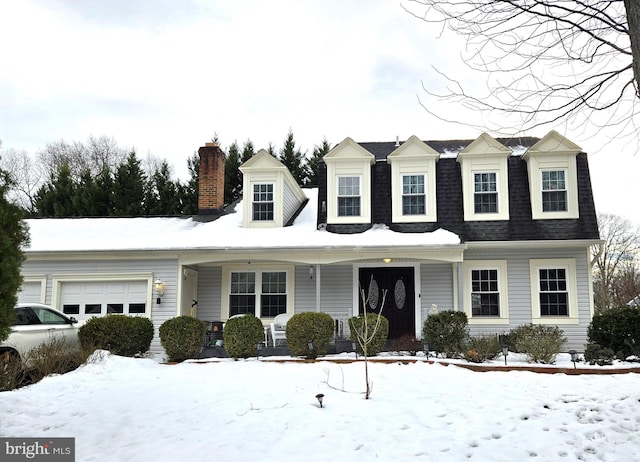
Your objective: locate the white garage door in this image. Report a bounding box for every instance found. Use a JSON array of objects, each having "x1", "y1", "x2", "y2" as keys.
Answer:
[
  {"x1": 17, "y1": 281, "x2": 43, "y2": 304},
  {"x1": 60, "y1": 280, "x2": 149, "y2": 320}
]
